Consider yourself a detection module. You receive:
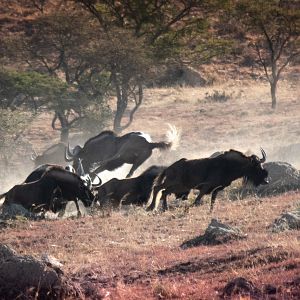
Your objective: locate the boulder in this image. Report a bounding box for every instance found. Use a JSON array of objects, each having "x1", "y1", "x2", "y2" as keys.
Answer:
[
  {"x1": 180, "y1": 219, "x2": 246, "y2": 249},
  {"x1": 221, "y1": 277, "x2": 261, "y2": 299},
  {"x1": 229, "y1": 161, "x2": 300, "y2": 199},
  {"x1": 1, "y1": 203, "x2": 36, "y2": 219},
  {"x1": 0, "y1": 244, "x2": 64, "y2": 299},
  {"x1": 270, "y1": 209, "x2": 300, "y2": 232}
]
